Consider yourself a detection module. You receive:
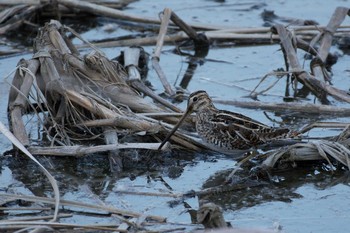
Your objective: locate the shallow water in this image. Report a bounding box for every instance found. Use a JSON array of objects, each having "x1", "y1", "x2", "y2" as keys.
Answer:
[{"x1": 1, "y1": 0, "x2": 350, "y2": 232}]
